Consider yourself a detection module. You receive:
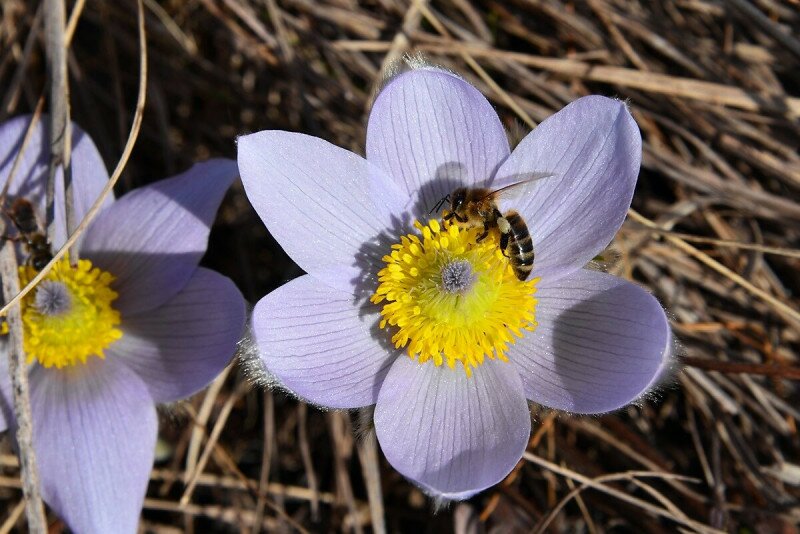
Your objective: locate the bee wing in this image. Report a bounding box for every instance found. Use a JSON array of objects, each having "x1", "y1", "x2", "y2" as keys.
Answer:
[{"x1": 484, "y1": 172, "x2": 556, "y2": 202}]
